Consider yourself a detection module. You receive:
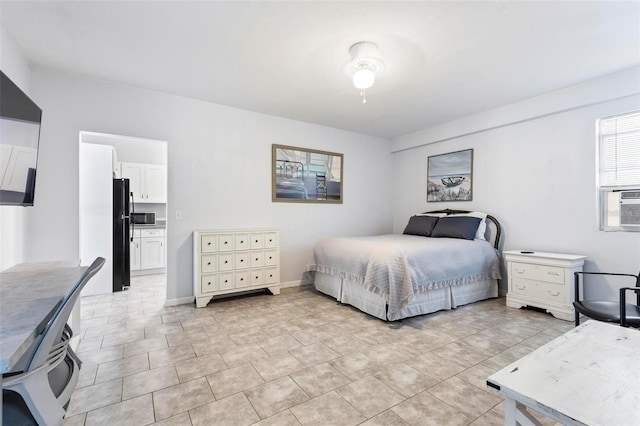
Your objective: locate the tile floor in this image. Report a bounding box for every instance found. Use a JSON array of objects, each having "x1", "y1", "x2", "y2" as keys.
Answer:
[{"x1": 64, "y1": 274, "x2": 571, "y2": 425}]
